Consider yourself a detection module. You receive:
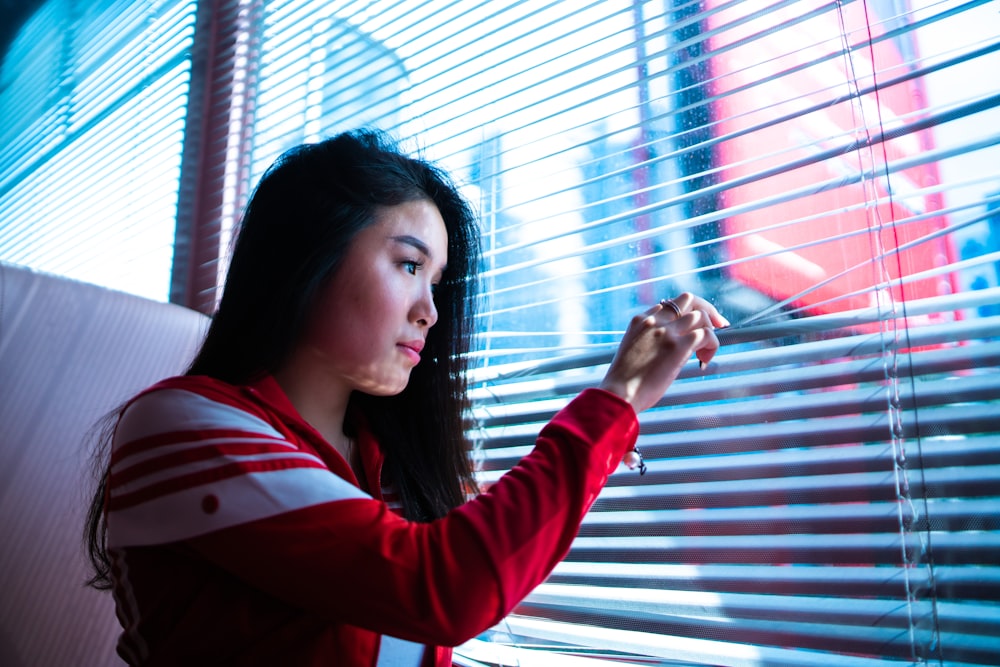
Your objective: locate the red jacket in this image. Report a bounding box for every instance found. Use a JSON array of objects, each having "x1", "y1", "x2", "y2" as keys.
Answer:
[{"x1": 106, "y1": 374, "x2": 638, "y2": 666}]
